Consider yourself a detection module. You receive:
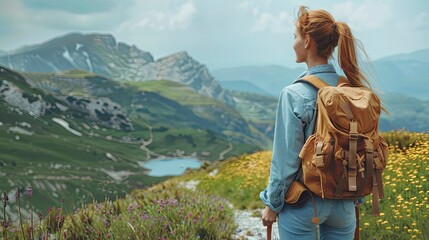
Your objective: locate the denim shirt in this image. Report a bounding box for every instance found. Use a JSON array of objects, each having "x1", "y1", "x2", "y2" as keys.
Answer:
[{"x1": 259, "y1": 64, "x2": 340, "y2": 212}]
